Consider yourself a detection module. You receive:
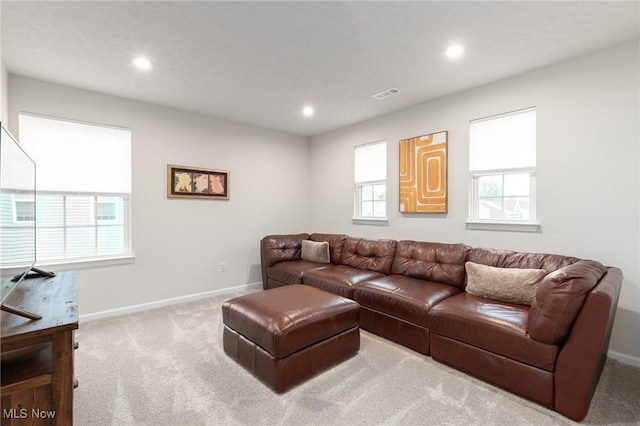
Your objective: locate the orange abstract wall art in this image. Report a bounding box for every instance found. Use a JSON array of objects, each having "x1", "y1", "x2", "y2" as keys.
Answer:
[{"x1": 399, "y1": 131, "x2": 448, "y2": 213}]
